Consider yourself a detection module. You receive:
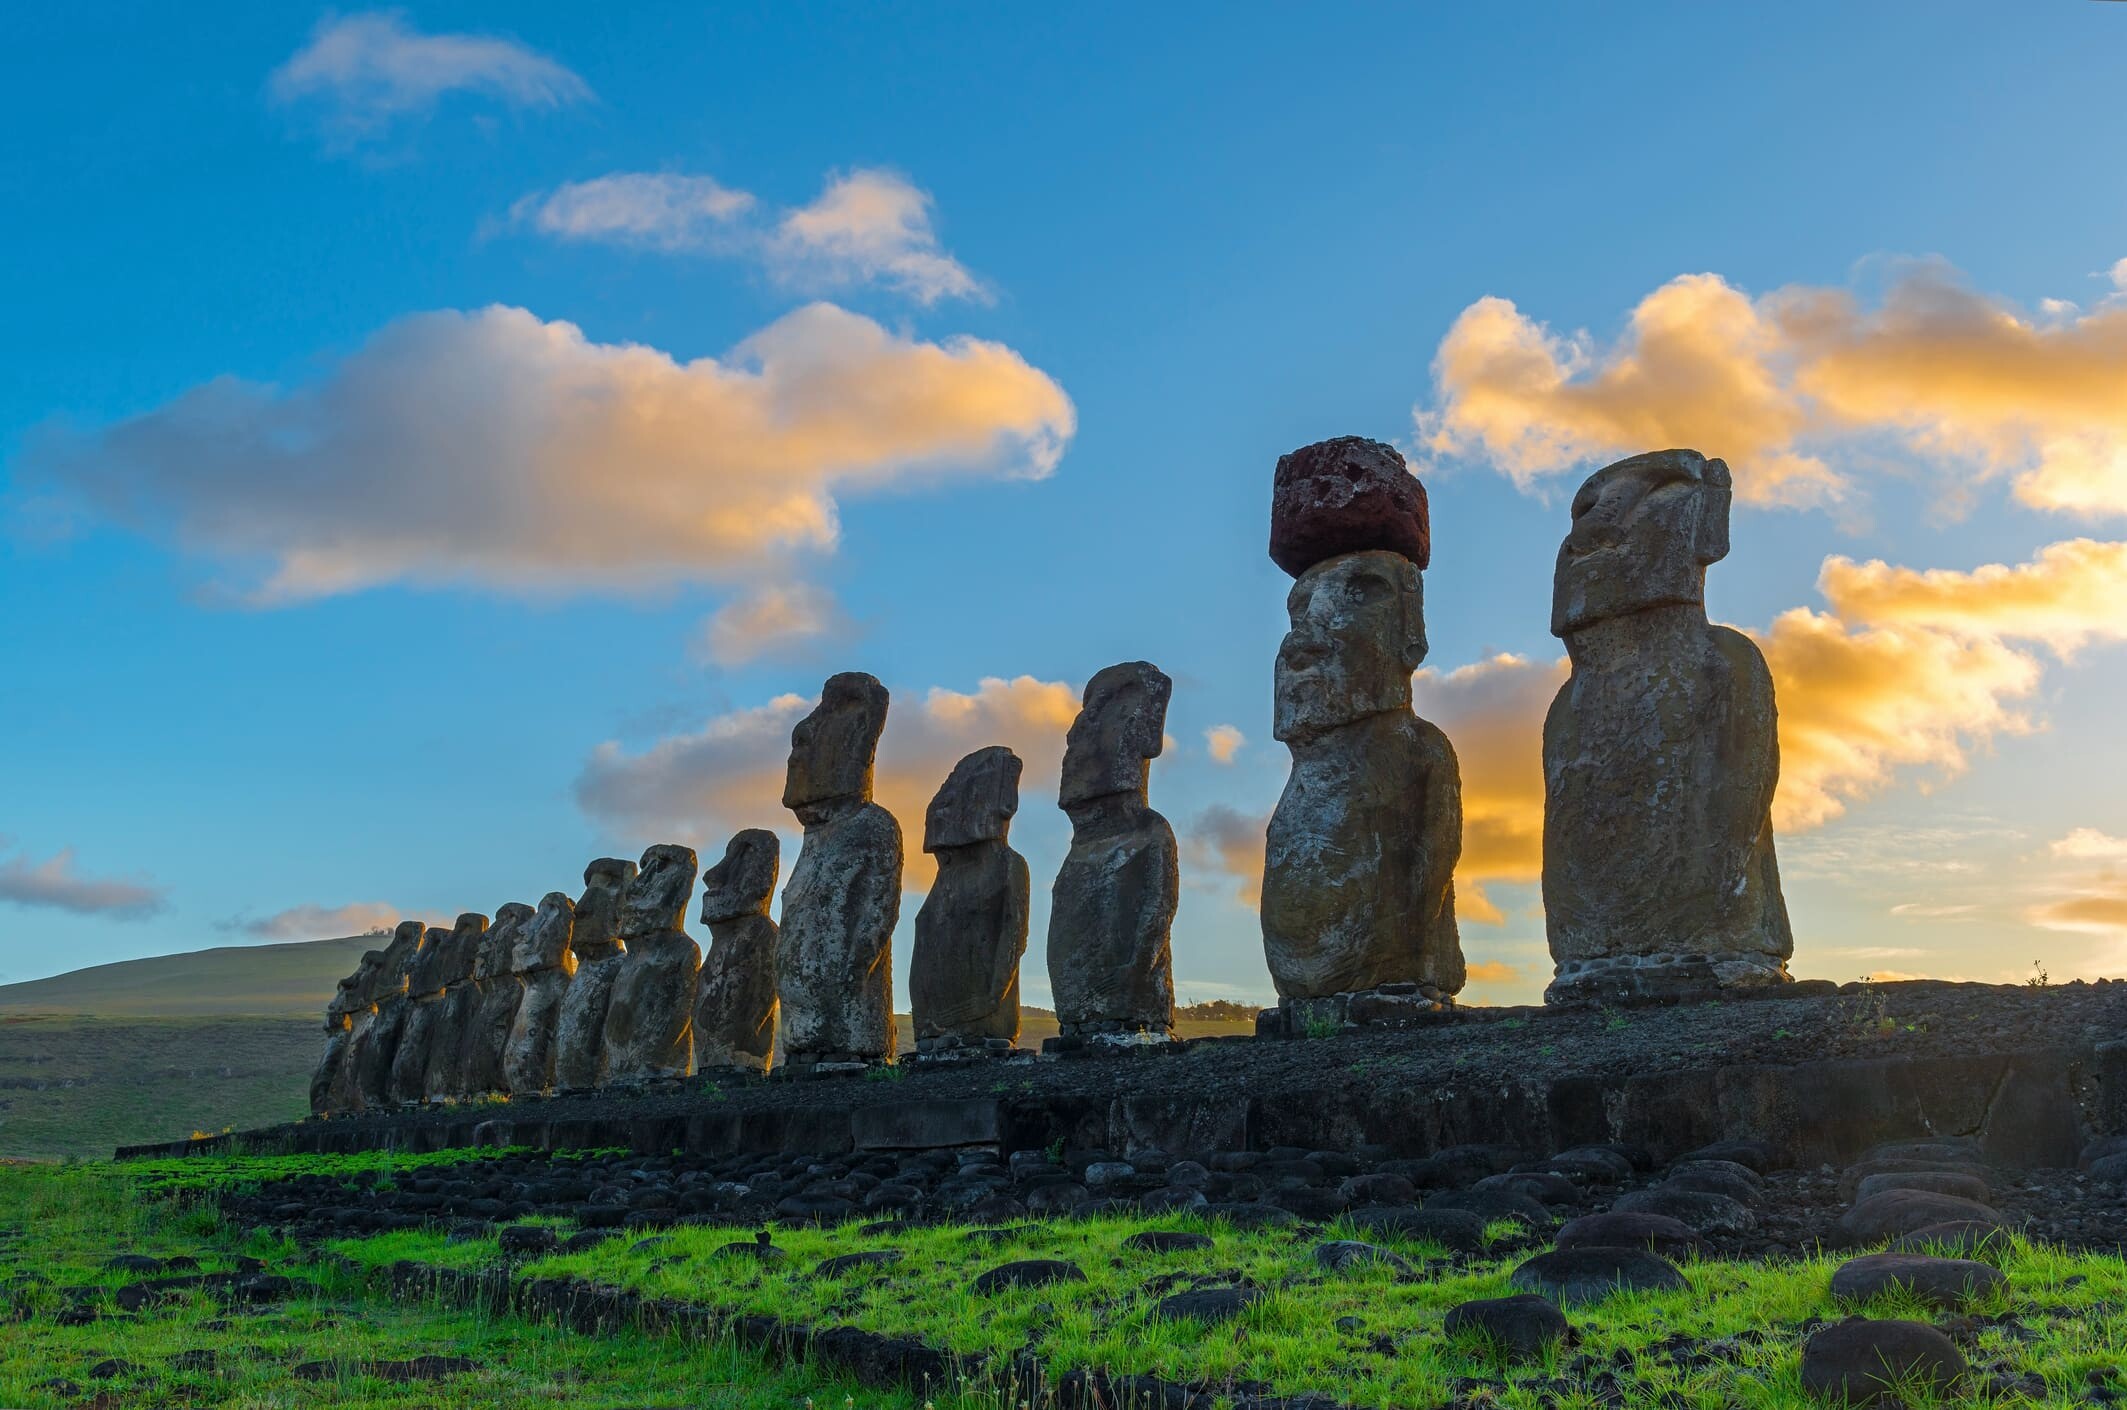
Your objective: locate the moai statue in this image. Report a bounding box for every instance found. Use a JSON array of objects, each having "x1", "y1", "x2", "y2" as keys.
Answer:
[
  {"x1": 311, "y1": 951, "x2": 381, "y2": 1114},
  {"x1": 503, "y1": 892, "x2": 577, "y2": 1095},
  {"x1": 1260, "y1": 437, "x2": 1465, "y2": 1006},
  {"x1": 458, "y1": 902, "x2": 532, "y2": 1095},
  {"x1": 389, "y1": 923, "x2": 456, "y2": 1104},
  {"x1": 1543, "y1": 449, "x2": 1792, "y2": 1001},
  {"x1": 602, "y1": 844, "x2": 702, "y2": 1081},
  {"x1": 911, "y1": 746, "x2": 1029, "y2": 1051},
  {"x1": 421, "y1": 912, "x2": 489, "y2": 1101},
  {"x1": 350, "y1": 921, "x2": 425, "y2": 1109},
  {"x1": 554, "y1": 857, "x2": 637, "y2": 1091},
  {"x1": 1046, "y1": 661, "x2": 1179, "y2": 1040},
  {"x1": 777, "y1": 672, "x2": 903, "y2": 1066},
  {"x1": 693, "y1": 830, "x2": 780, "y2": 1073}
]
